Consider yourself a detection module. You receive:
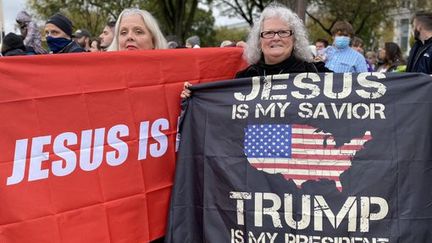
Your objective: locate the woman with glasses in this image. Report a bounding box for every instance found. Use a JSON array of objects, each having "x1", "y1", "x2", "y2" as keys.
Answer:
[
  {"x1": 181, "y1": 3, "x2": 320, "y2": 98},
  {"x1": 235, "y1": 3, "x2": 317, "y2": 78}
]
